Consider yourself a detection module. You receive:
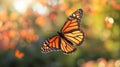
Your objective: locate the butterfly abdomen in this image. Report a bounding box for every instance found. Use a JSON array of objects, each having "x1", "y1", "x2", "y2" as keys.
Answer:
[{"x1": 57, "y1": 32, "x2": 64, "y2": 38}]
